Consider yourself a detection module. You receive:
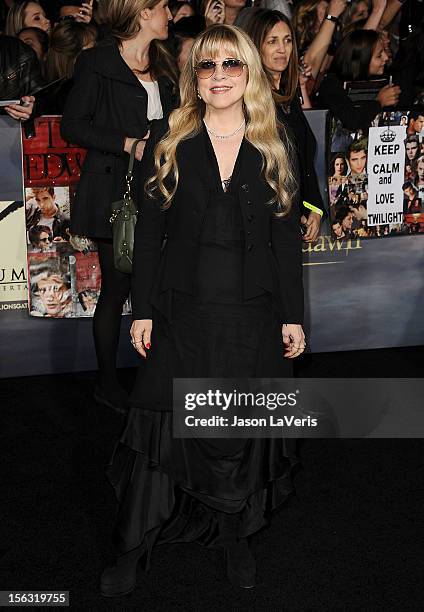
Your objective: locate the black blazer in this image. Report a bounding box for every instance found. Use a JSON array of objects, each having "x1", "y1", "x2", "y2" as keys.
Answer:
[
  {"x1": 316, "y1": 72, "x2": 381, "y2": 131},
  {"x1": 277, "y1": 94, "x2": 325, "y2": 218},
  {"x1": 60, "y1": 38, "x2": 177, "y2": 239},
  {"x1": 131, "y1": 126, "x2": 304, "y2": 325}
]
